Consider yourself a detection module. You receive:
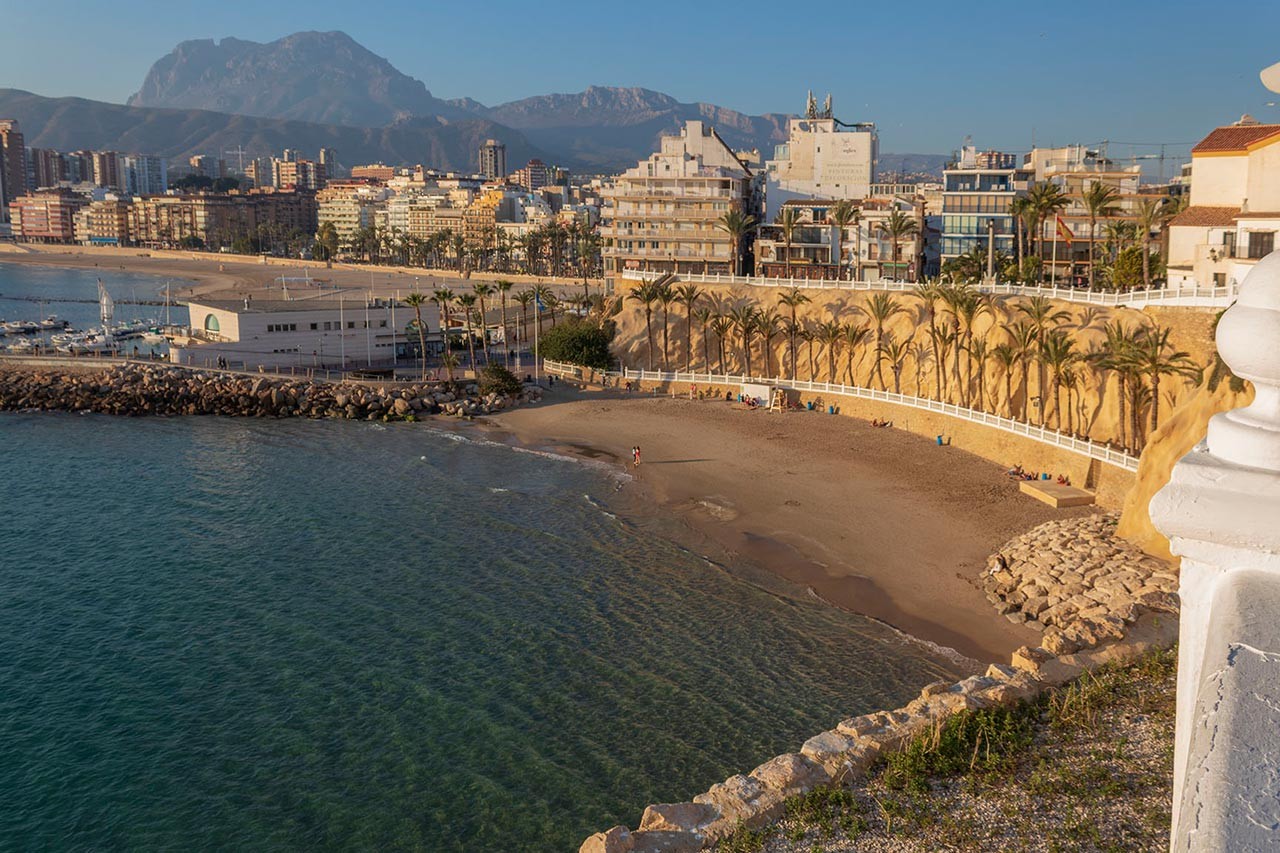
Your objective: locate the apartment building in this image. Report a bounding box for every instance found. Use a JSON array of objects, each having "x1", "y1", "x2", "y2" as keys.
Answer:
[
  {"x1": 765, "y1": 92, "x2": 878, "y2": 218},
  {"x1": 1167, "y1": 118, "x2": 1280, "y2": 288},
  {"x1": 316, "y1": 182, "x2": 388, "y2": 243},
  {"x1": 602, "y1": 120, "x2": 756, "y2": 286},
  {"x1": 9, "y1": 188, "x2": 88, "y2": 243},
  {"x1": 479, "y1": 139, "x2": 506, "y2": 181},
  {"x1": 940, "y1": 145, "x2": 1032, "y2": 265},
  {"x1": 754, "y1": 196, "x2": 926, "y2": 281},
  {"x1": 77, "y1": 199, "x2": 131, "y2": 246},
  {"x1": 0, "y1": 119, "x2": 27, "y2": 213}
]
